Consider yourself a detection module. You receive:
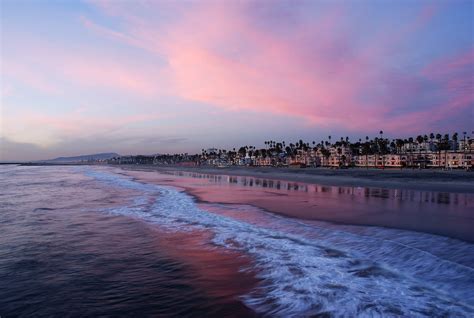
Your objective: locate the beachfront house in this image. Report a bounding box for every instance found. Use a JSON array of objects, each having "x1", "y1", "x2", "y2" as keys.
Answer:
[
  {"x1": 326, "y1": 145, "x2": 351, "y2": 167},
  {"x1": 255, "y1": 157, "x2": 272, "y2": 166}
]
